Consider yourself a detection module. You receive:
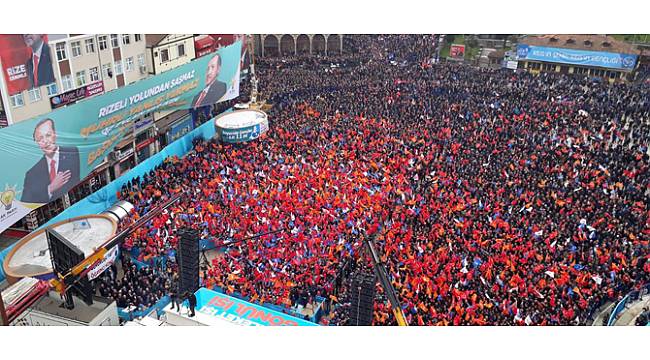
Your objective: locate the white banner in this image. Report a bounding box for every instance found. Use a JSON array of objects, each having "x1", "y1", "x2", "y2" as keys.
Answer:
[{"x1": 87, "y1": 246, "x2": 118, "y2": 280}]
